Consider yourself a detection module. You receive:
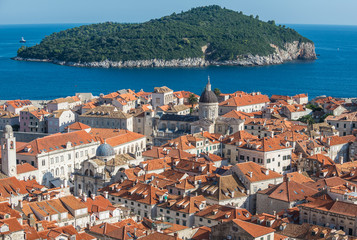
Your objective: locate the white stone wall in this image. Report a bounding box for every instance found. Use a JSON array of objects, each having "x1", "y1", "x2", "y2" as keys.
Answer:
[
  {"x1": 18, "y1": 141, "x2": 98, "y2": 186},
  {"x1": 79, "y1": 116, "x2": 133, "y2": 131},
  {"x1": 219, "y1": 102, "x2": 268, "y2": 115}
]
